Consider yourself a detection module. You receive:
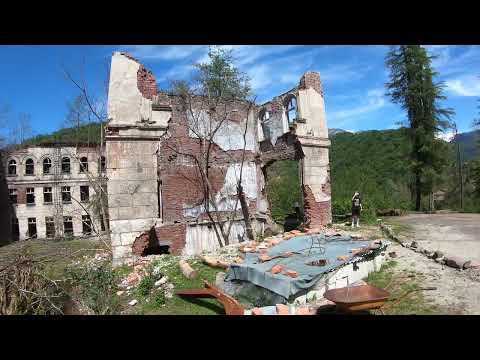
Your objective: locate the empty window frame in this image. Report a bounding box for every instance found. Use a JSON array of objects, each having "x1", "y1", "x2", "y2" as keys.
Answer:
[
  {"x1": 25, "y1": 158, "x2": 35, "y2": 175},
  {"x1": 61, "y1": 157, "x2": 71, "y2": 174},
  {"x1": 26, "y1": 187, "x2": 35, "y2": 205},
  {"x1": 43, "y1": 157, "x2": 52, "y2": 174},
  {"x1": 284, "y1": 96, "x2": 297, "y2": 124},
  {"x1": 28, "y1": 218, "x2": 37, "y2": 239},
  {"x1": 12, "y1": 218, "x2": 19, "y2": 241},
  {"x1": 100, "y1": 214, "x2": 106, "y2": 232},
  {"x1": 8, "y1": 159, "x2": 16, "y2": 175},
  {"x1": 61, "y1": 186, "x2": 71, "y2": 203},
  {"x1": 80, "y1": 185, "x2": 89, "y2": 202},
  {"x1": 43, "y1": 187, "x2": 53, "y2": 204},
  {"x1": 9, "y1": 188, "x2": 17, "y2": 204},
  {"x1": 100, "y1": 156, "x2": 106, "y2": 172},
  {"x1": 260, "y1": 109, "x2": 271, "y2": 140},
  {"x1": 45, "y1": 216, "x2": 55, "y2": 238},
  {"x1": 80, "y1": 157, "x2": 88, "y2": 173},
  {"x1": 63, "y1": 216, "x2": 73, "y2": 236},
  {"x1": 82, "y1": 215, "x2": 92, "y2": 235}
]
